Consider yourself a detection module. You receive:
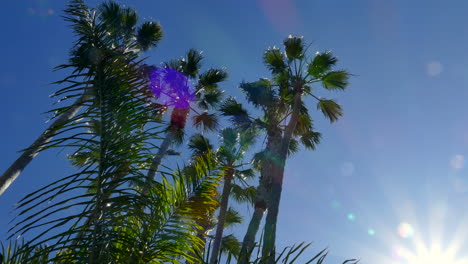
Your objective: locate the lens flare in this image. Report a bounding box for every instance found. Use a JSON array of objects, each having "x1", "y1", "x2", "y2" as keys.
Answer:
[
  {"x1": 397, "y1": 222, "x2": 414, "y2": 238},
  {"x1": 149, "y1": 68, "x2": 194, "y2": 109},
  {"x1": 347, "y1": 213, "x2": 356, "y2": 221},
  {"x1": 450, "y1": 155, "x2": 464, "y2": 169},
  {"x1": 426, "y1": 61, "x2": 443, "y2": 77},
  {"x1": 330, "y1": 200, "x2": 341, "y2": 210}
]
